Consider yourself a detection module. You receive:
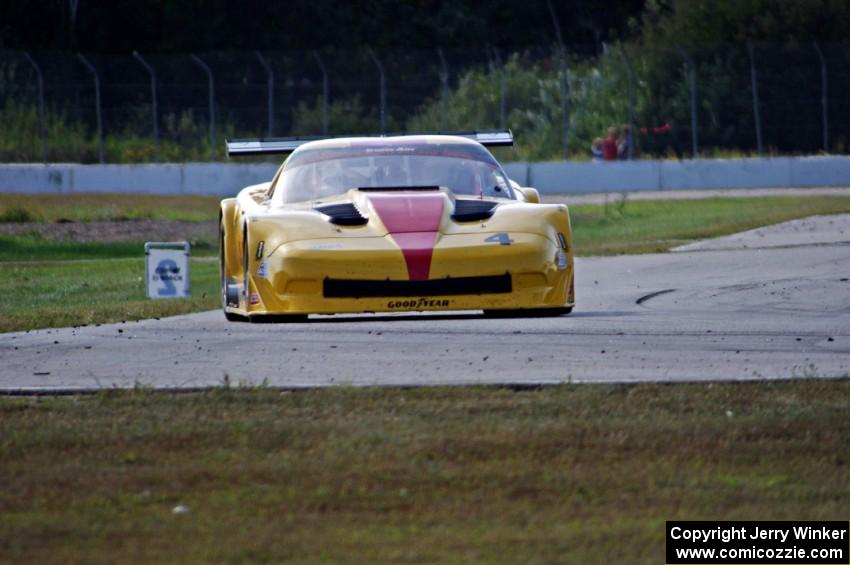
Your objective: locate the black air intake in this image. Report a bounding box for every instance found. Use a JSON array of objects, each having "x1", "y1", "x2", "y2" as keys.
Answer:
[
  {"x1": 324, "y1": 274, "x2": 512, "y2": 298},
  {"x1": 452, "y1": 199, "x2": 498, "y2": 222},
  {"x1": 314, "y1": 203, "x2": 368, "y2": 226}
]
